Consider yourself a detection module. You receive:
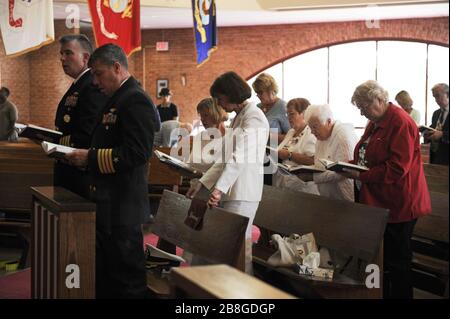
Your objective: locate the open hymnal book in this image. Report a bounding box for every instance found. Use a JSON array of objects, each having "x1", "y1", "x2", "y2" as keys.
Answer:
[
  {"x1": 277, "y1": 163, "x2": 325, "y2": 175},
  {"x1": 41, "y1": 141, "x2": 76, "y2": 159},
  {"x1": 319, "y1": 158, "x2": 369, "y2": 172},
  {"x1": 18, "y1": 123, "x2": 62, "y2": 142},
  {"x1": 418, "y1": 125, "x2": 437, "y2": 133},
  {"x1": 154, "y1": 150, "x2": 203, "y2": 177},
  {"x1": 145, "y1": 243, "x2": 186, "y2": 263}
]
